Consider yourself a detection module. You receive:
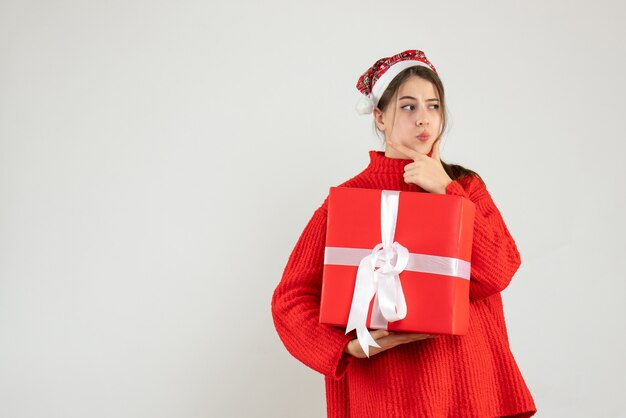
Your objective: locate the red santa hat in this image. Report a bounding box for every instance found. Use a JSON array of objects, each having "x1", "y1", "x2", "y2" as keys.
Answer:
[{"x1": 355, "y1": 49, "x2": 438, "y2": 115}]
